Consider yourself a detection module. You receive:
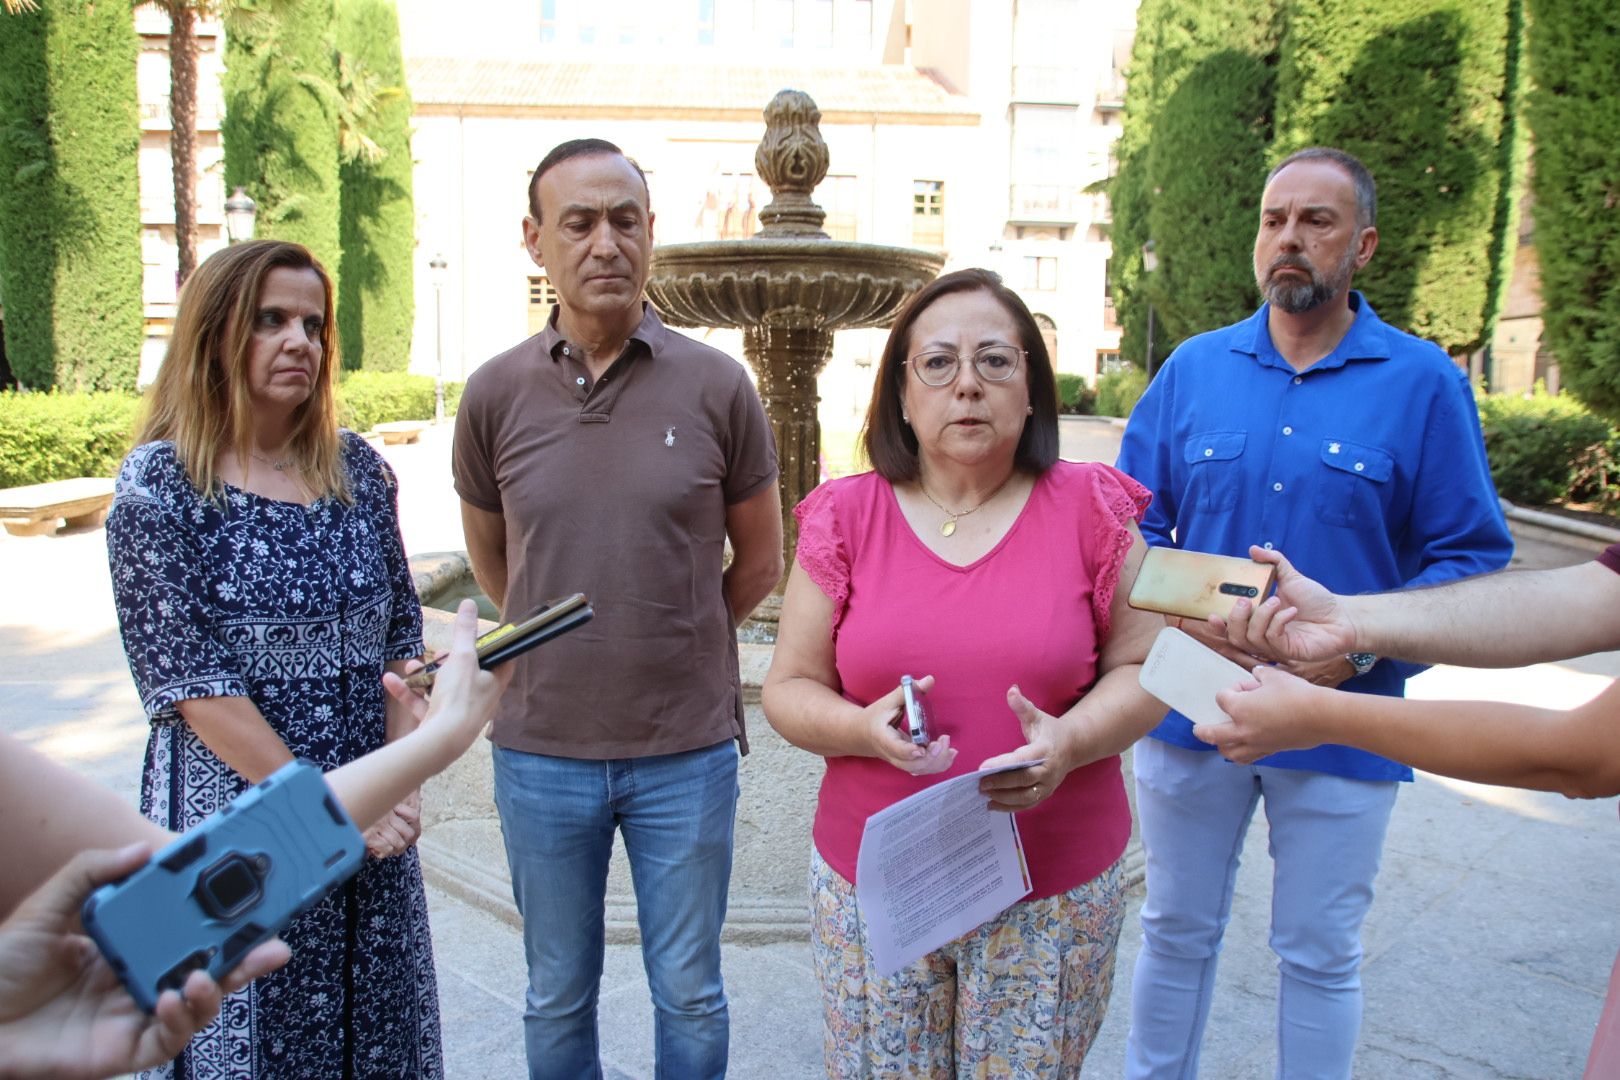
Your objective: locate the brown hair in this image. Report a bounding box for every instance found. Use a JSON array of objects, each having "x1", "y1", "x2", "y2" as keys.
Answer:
[
  {"x1": 138, "y1": 240, "x2": 347, "y2": 502},
  {"x1": 860, "y1": 268, "x2": 1060, "y2": 482}
]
